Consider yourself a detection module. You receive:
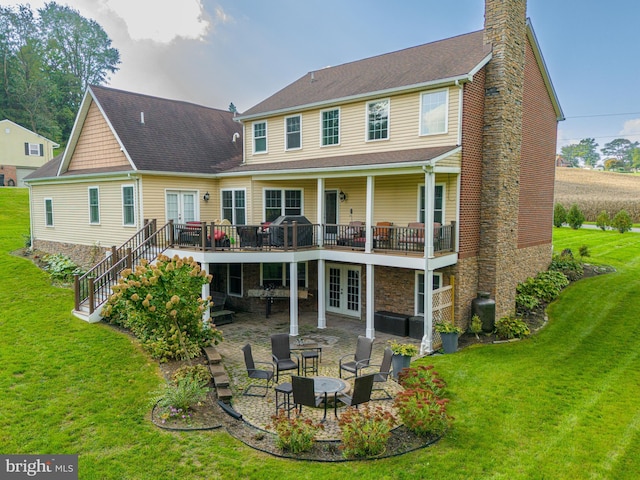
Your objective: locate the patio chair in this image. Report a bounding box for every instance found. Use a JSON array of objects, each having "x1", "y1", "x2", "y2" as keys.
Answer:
[
  {"x1": 373, "y1": 221, "x2": 393, "y2": 248},
  {"x1": 368, "y1": 346, "x2": 394, "y2": 400},
  {"x1": 339, "y1": 335, "x2": 373, "y2": 379},
  {"x1": 291, "y1": 375, "x2": 322, "y2": 414},
  {"x1": 335, "y1": 373, "x2": 375, "y2": 415},
  {"x1": 271, "y1": 333, "x2": 300, "y2": 382},
  {"x1": 241, "y1": 344, "x2": 274, "y2": 397}
]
